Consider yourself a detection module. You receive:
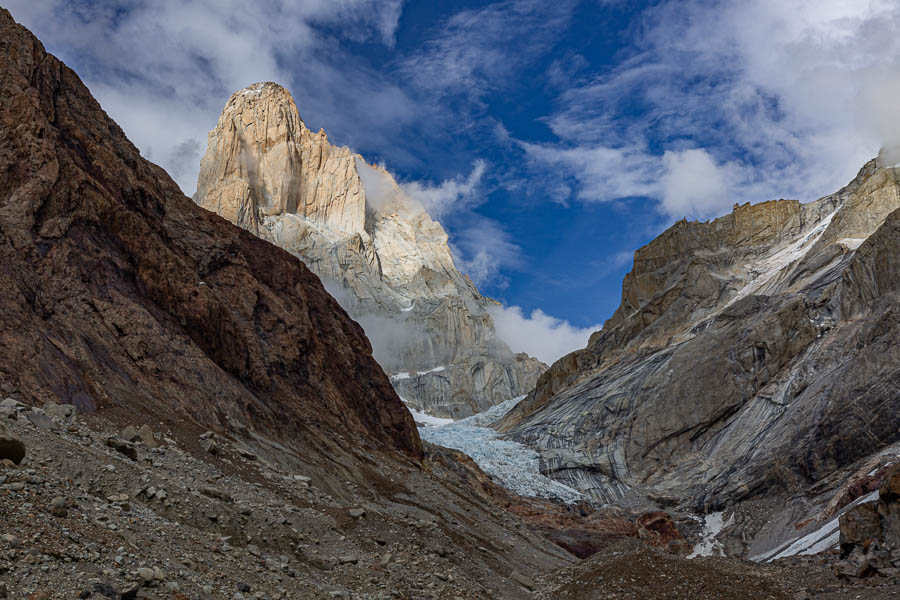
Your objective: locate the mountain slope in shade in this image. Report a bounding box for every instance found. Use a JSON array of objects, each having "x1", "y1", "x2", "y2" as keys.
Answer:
[
  {"x1": 194, "y1": 82, "x2": 546, "y2": 419},
  {"x1": 0, "y1": 9, "x2": 420, "y2": 459},
  {"x1": 499, "y1": 158, "x2": 900, "y2": 555}
]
